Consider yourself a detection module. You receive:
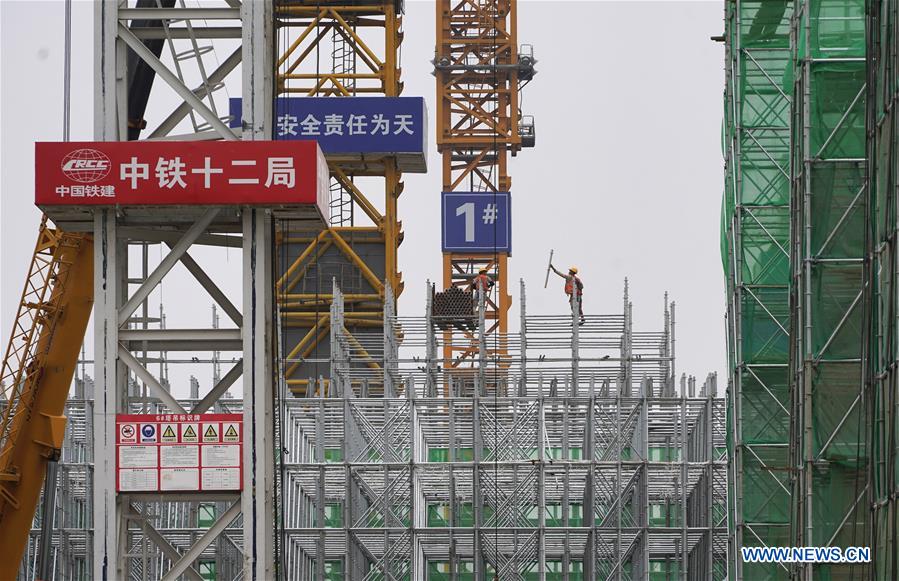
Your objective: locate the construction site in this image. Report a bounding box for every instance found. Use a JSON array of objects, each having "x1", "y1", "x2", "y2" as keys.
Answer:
[{"x1": 0, "y1": 1, "x2": 896, "y2": 580}]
